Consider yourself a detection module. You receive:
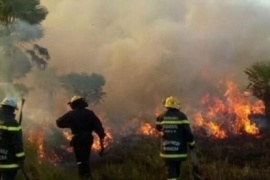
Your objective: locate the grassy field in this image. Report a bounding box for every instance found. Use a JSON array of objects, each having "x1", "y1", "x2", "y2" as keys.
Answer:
[{"x1": 16, "y1": 131, "x2": 270, "y2": 180}]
